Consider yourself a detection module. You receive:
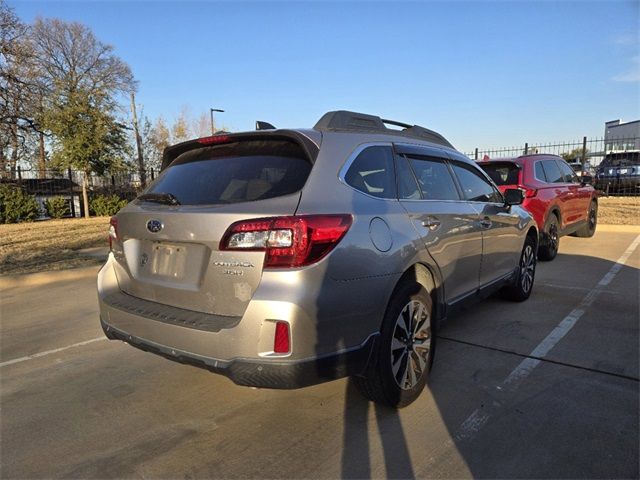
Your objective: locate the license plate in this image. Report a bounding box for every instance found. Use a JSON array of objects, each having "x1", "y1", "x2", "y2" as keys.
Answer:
[{"x1": 151, "y1": 243, "x2": 187, "y2": 278}]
